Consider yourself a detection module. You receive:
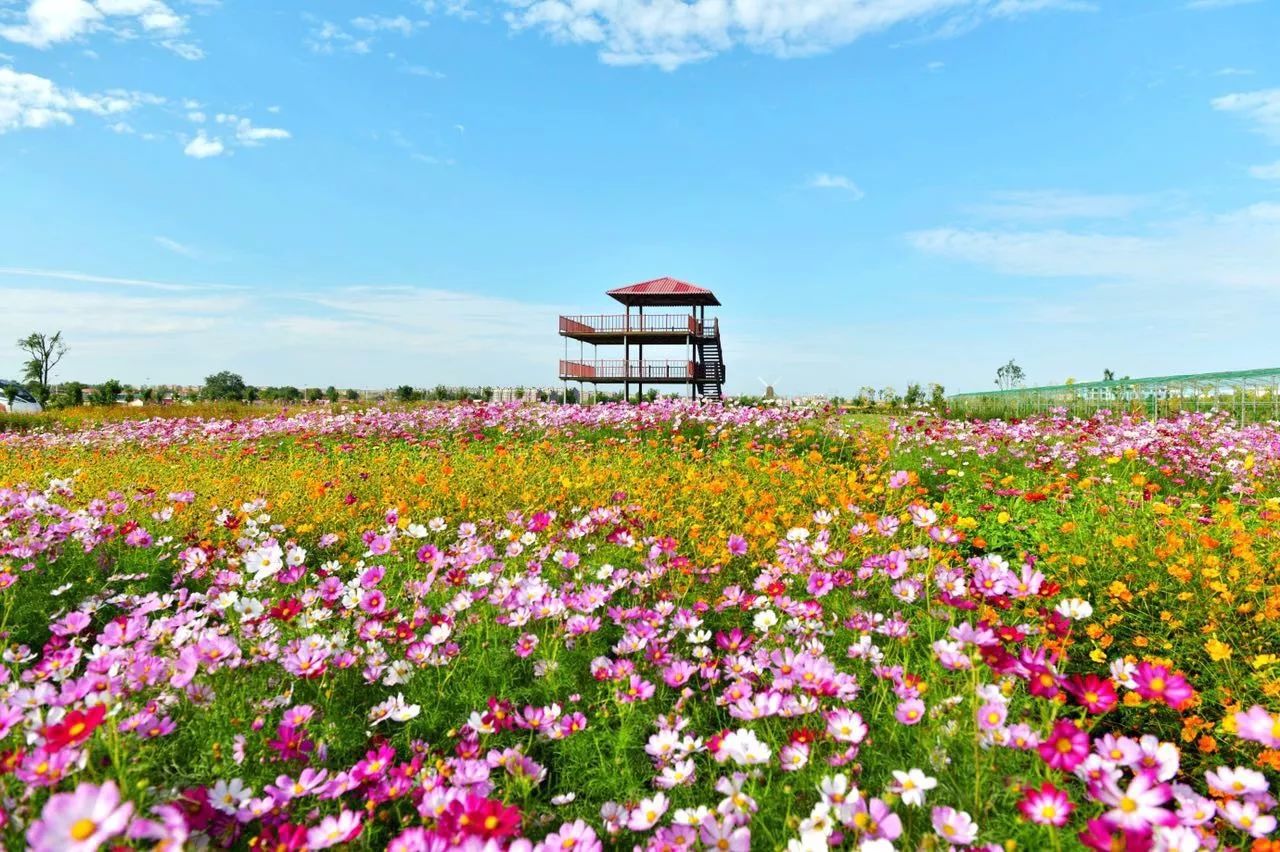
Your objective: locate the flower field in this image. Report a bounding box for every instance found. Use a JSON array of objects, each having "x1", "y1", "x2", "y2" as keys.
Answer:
[{"x1": 2, "y1": 402, "x2": 1280, "y2": 851}]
